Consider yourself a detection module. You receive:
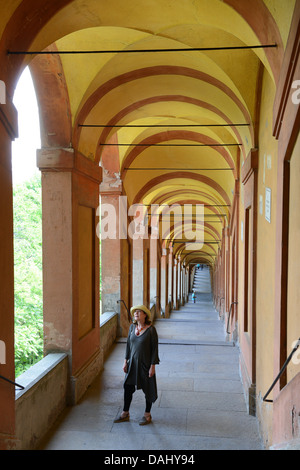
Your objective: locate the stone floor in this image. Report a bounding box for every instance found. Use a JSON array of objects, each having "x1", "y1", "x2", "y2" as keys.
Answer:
[{"x1": 39, "y1": 269, "x2": 264, "y2": 451}]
